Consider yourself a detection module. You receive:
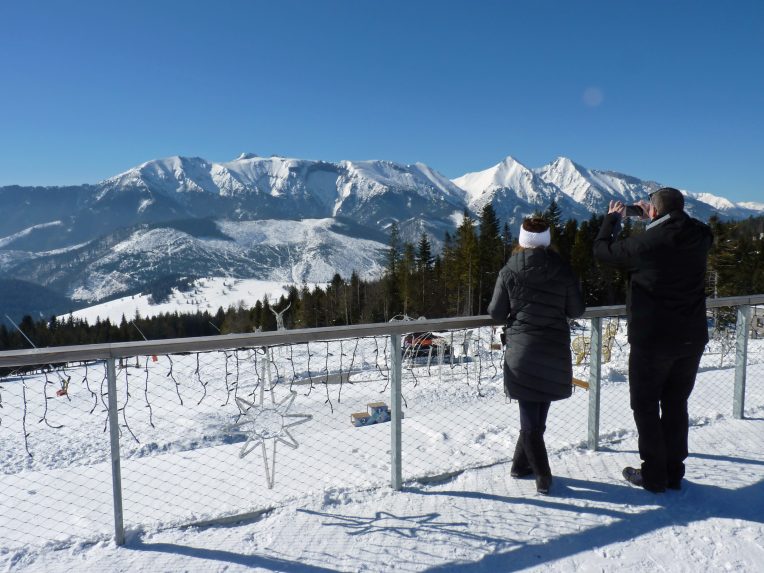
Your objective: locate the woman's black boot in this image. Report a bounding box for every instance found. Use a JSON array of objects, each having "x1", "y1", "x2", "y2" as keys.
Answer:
[
  {"x1": 510, "y1": 432, "x2": 533, "y2": 478},
  {"x1": 523, "y1": 430, "x2": 553, "y2": 494}
]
